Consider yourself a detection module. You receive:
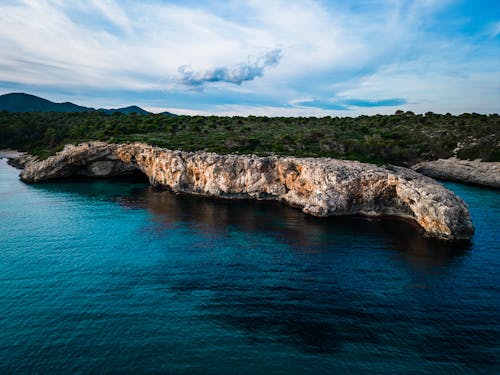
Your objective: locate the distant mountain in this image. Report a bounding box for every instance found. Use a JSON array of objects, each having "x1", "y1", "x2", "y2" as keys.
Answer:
[
  {"x1": 159, "y1": 110, "x2": 178, "y2": 116},
  {"x1": 0, "y1": 93, "x2": 155, "y2": 115},
  {"x1": 0, "y1": 93, "x2": 92, "y2": 113},
  {"x1": 97, "y1": 105, "x2": 151, "y2": 115}
]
